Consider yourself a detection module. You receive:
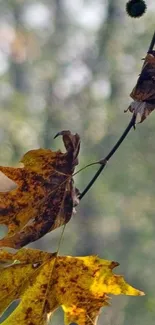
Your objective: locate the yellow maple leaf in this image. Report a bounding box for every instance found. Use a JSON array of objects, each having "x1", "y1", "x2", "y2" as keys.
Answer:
[
  {"x1": 0, "y1": 131, "x2": 80, "y2": 248},
  {"x1": 0, "y1": 248, "x2": 144, "y2": 325}
]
